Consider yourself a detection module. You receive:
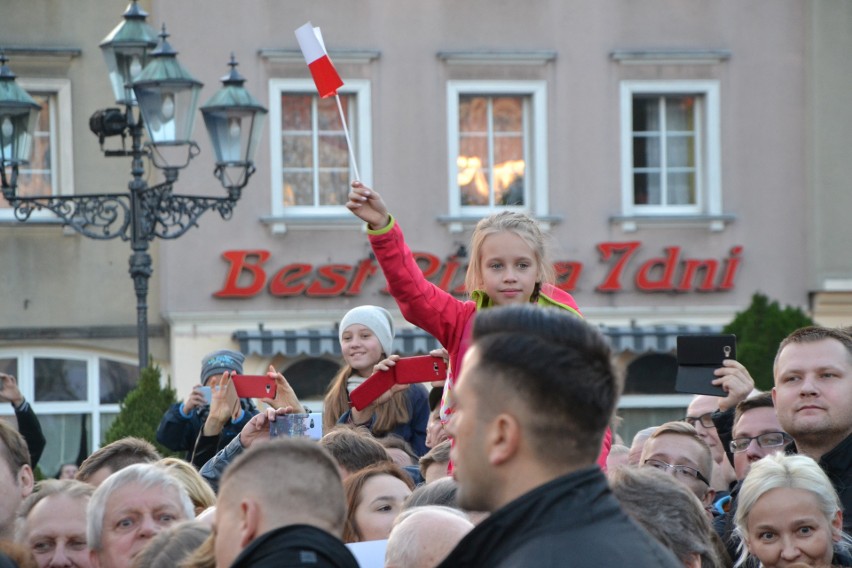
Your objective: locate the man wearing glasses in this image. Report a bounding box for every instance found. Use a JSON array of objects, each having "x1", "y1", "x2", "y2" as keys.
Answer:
[
  {"x1": 640, "y1": 421, "x2": 716, "y2": 512},
  {"x1": 729, "y1": 393, "x2": 790, "y2": 481},
  {"x1": 715, "y1": 392, "x2": 790, "y2": 562}
]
